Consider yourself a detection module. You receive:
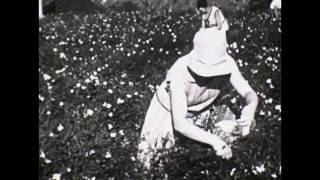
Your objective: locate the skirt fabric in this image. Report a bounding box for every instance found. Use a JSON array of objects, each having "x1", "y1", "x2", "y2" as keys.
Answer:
[{"x1": 137, "y1": 87, "x2": 237, "y2": 168}]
